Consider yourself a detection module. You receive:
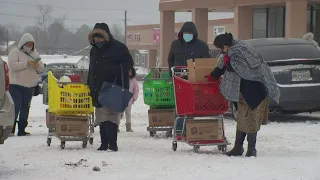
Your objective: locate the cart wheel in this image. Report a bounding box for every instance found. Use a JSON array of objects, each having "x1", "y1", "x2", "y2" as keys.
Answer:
[
  {"x1": 149, "y1": 131, "x2": 155, "y2": 137},
  {"x1": 47, "y1": 138, "x2": 51, "y2": 147},
  {"x1": 82, "y1": 141, "x2": 88, "y2": 148},
  {"x1": 172, "y1": 141, "x2": 177, "y2": 151},
  {"x1": 193, "y1": 146, "x2": 200, "y2": 153},
  {"x1": 89, "y1": 138, "x2": 94, "y2": 145},
  {"x1": 166, "y1": 130, "x2": 172, "y2": 138},
  {"x1": 222, "y1": 145, "x2": 227, "y2": 154},
  {"x1": 60, "y1": 141, "x2": 65, "y2": 150}
]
